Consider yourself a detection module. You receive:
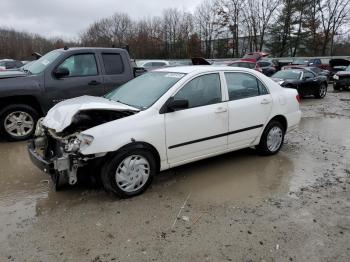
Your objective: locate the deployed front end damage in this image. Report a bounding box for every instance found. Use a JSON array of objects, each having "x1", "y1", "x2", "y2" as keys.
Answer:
[{"x1": 27, "y1": 96, "x2": 139, "y2": 188}]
